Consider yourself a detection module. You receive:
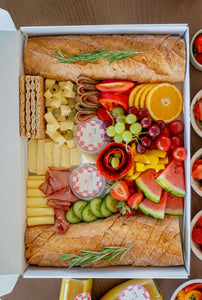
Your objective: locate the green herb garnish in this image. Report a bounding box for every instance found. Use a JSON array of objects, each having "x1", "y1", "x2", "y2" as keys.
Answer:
[
  {"x1": 52, "y1": 48, "x2": 142, "y2": 65},
  {"x1": 60, "y1": 245, "x2": 133, "y2": 269}
]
